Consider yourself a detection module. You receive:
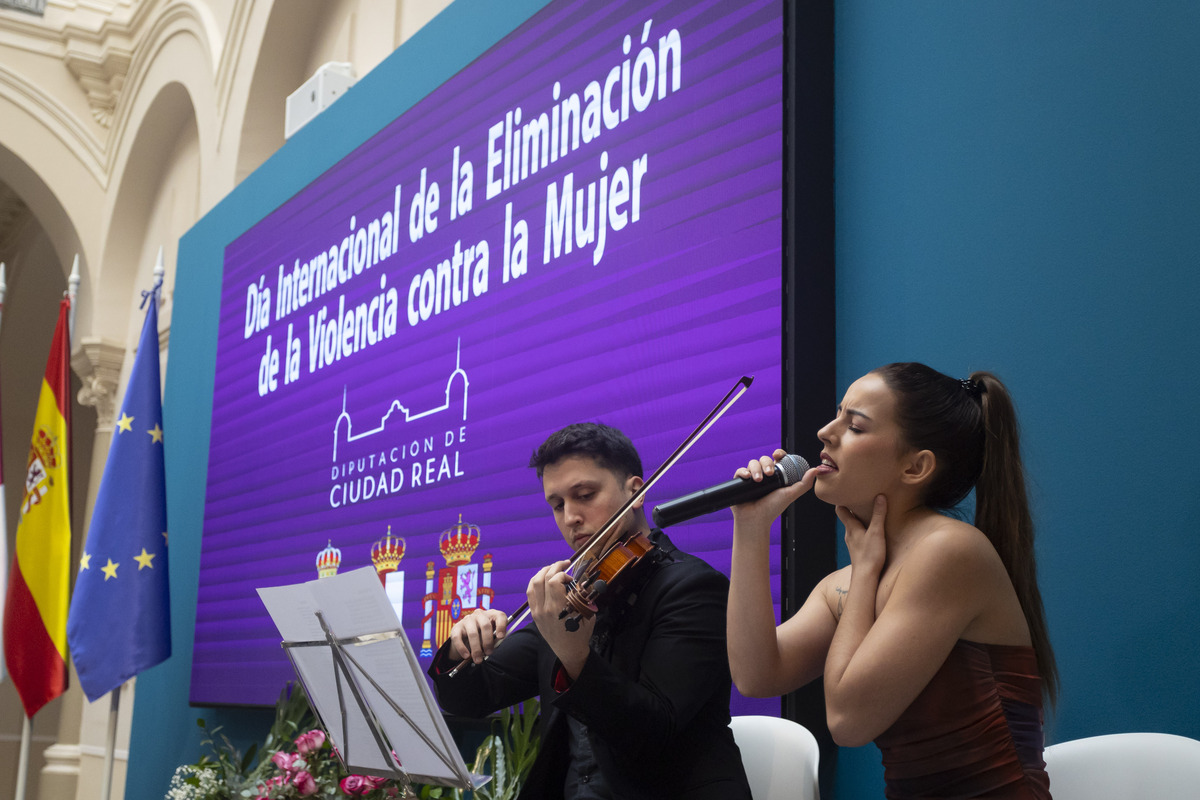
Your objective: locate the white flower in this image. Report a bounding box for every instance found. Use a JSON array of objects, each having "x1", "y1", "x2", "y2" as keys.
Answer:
[{"x1": 165, "y1": 764, "x2": 225, "y2": 800}]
